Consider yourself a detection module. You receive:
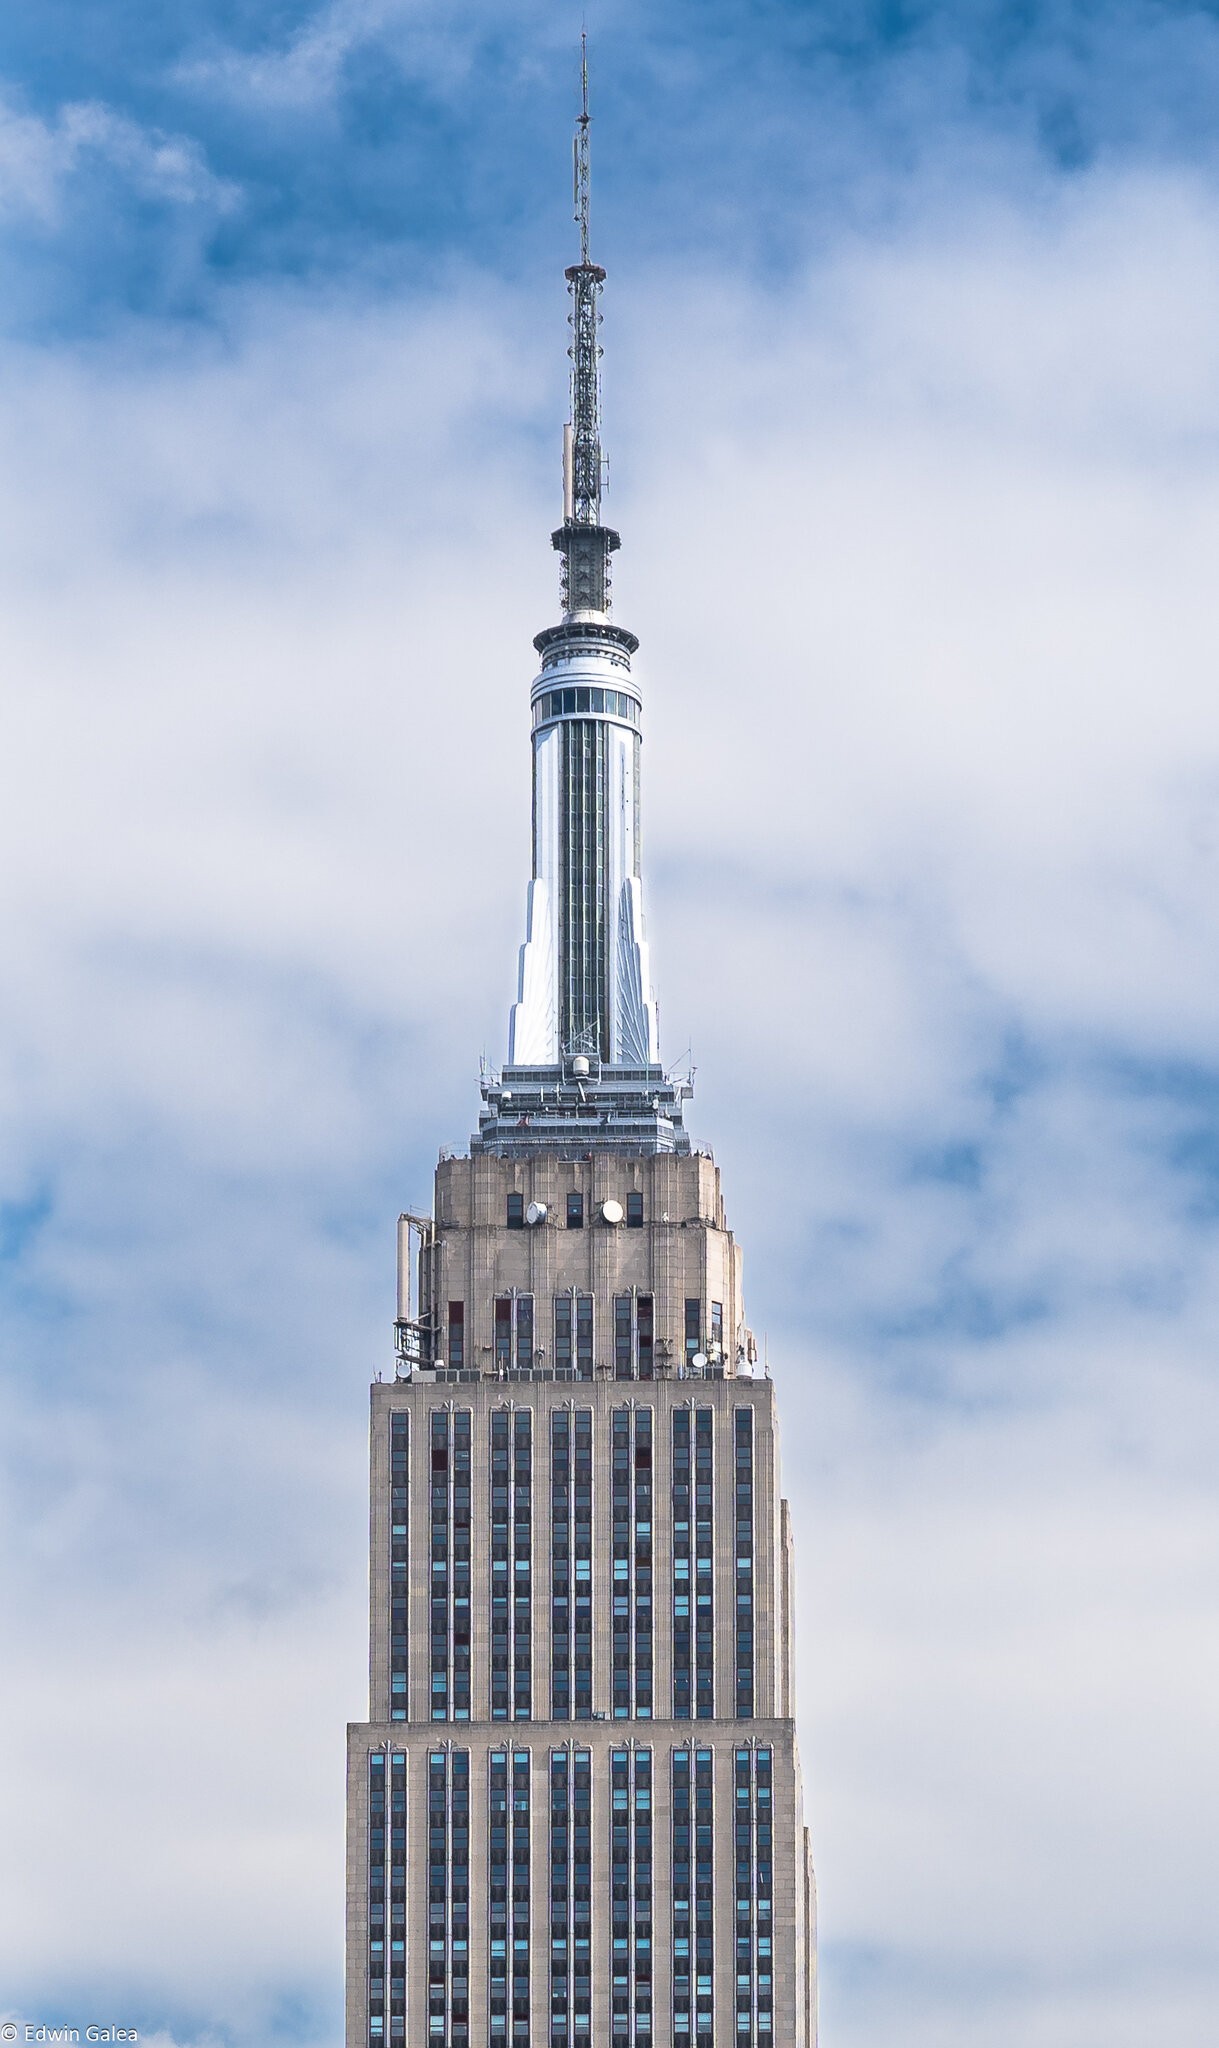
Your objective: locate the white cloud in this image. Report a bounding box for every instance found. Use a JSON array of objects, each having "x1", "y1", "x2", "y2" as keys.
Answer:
[
  {"x1": 0, "y1": 91, "x2": 238, "y2": 226},
  {"x1": 1, "y1": 159, "x2": 1219, "y2": 2043}
]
